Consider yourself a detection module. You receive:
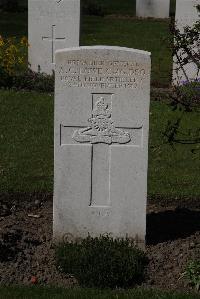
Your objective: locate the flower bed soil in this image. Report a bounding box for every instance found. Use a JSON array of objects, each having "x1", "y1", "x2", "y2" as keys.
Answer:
[{"x1": 0, "y1": 193, "x2": 200, "y2": 291}]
